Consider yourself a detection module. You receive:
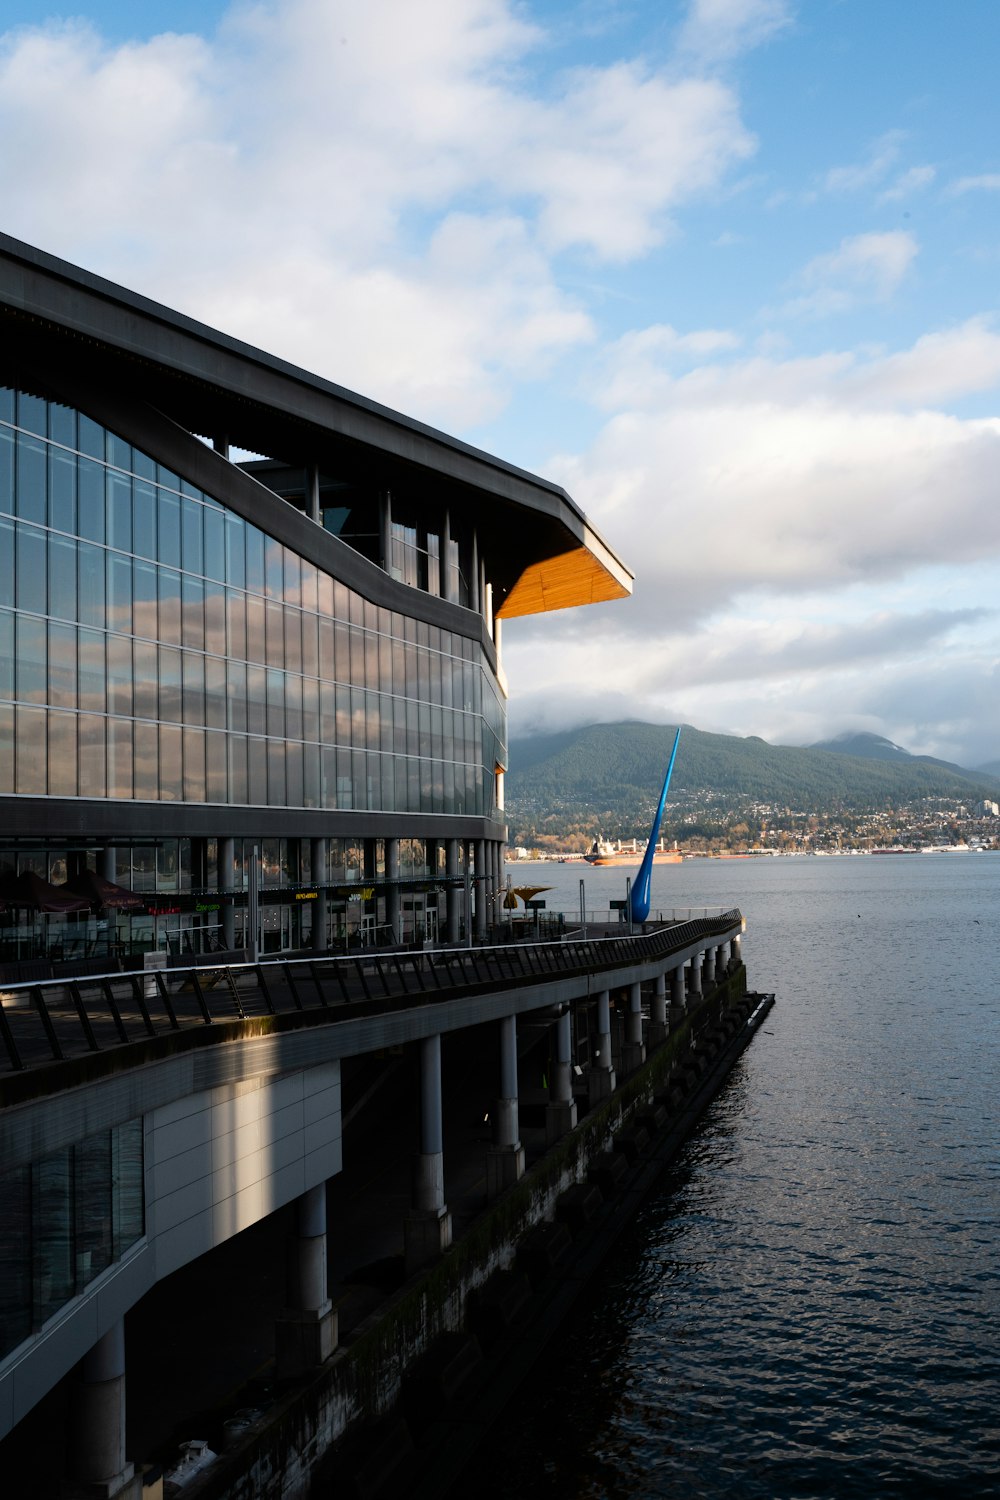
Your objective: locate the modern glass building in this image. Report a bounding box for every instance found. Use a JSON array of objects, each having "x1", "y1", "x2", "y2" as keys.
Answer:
[{"x1": 0, "y1": 233, "x2": 632, "y2": 970}]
